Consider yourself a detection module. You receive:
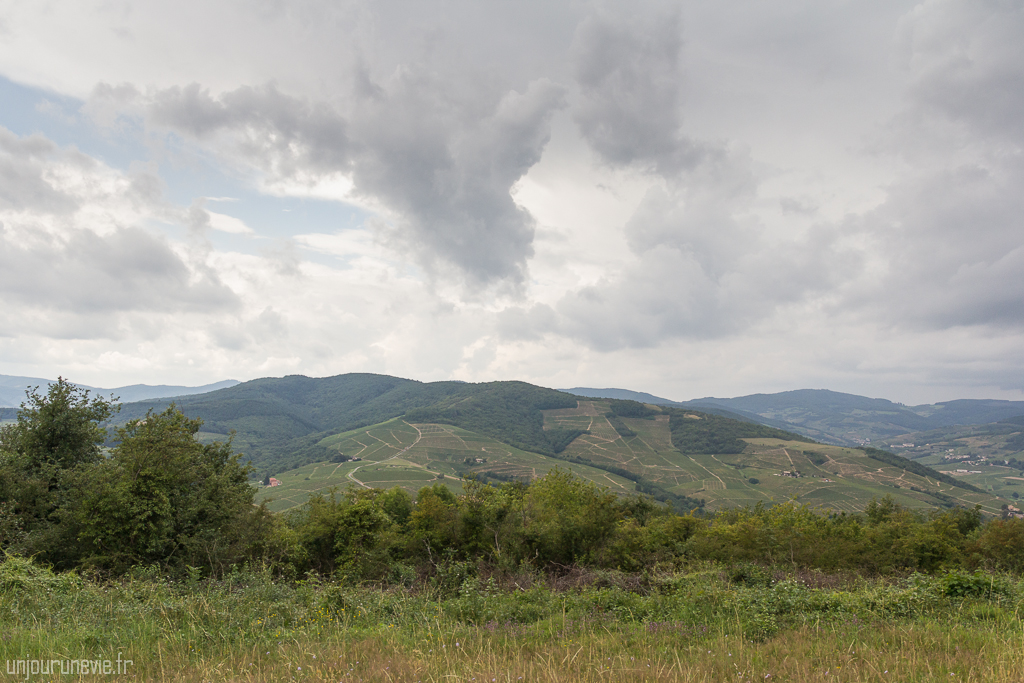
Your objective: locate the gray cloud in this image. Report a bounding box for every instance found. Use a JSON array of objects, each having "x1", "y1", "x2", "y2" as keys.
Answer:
[
  {"x1": 501, "y1": 144, "x2": 855, "y2": 350},
  {"x1": 0, "y1": 129, "x2": 79, "y2": 213},
  {"x1": 570, "y1": 5, "x2": 702, "y2": 175},
  {"x1": 353, "y1": 75, "x2": 565, "y2": 284},
  {"x1": 836, "y1": 0, "x2": 1024, "y2": 332},
  {"x1": 847, "y1": 159, "x2": 1024, "y2": 330},
  {"x1": 900, "y1": 0, "x2": 1024, "y2": 146},
  {"x1": 148, "y1": 82, "x2": 354, "y2": 177},
  {"x1": 117, "y1": 72, "x2": 566, "y2": 286},
  {"x1": 544, "y1": 0, "x2": 1024, "y2": 351},
  {"x1": 548, "y1": 4, "x2": 854, "y2": 349},
  {"x1": 0, "y1": 223, "x2": 239, "y2": 318},
  {"x1": 0, "y1": 126, "x2": 239, "y2": 329}
]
